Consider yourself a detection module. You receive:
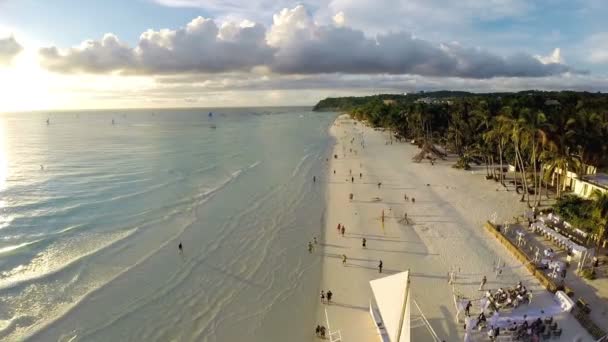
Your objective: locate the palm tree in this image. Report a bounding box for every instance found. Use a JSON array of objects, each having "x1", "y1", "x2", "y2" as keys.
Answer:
[
  {"x1": 591, "y1": 189, "x2": 608, "y2": 251},
  {"x1": 485, "y1": 116, "x2": 511, "y2": 187},
  {"x1": 520, "y1": 109, "x2": 549, "y2": 206},
  {"x1": 541, "y1": 143, "x2": 580, "y2": 199},
  {"x1": 541, "y1": 104, "x2": 579, "y2": 198}
]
